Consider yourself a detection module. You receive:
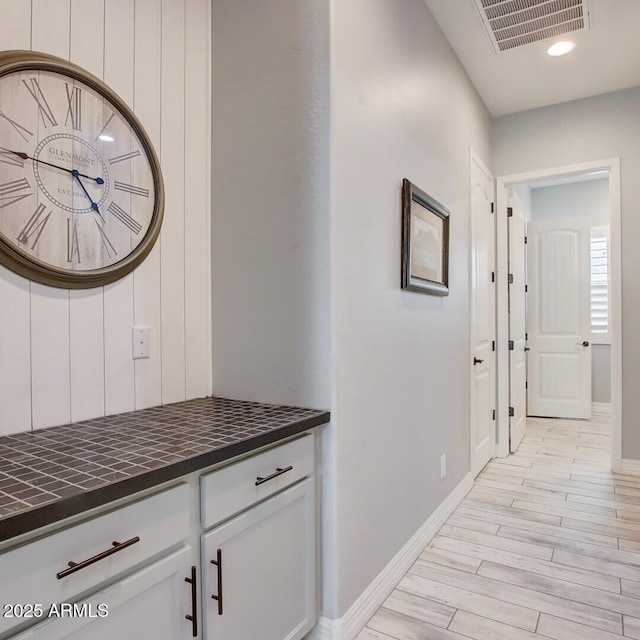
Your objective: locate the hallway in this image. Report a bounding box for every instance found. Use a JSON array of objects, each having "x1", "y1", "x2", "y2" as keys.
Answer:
[{"x1": 357, "y1": 410, "x2": 640, "y2": 639}]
